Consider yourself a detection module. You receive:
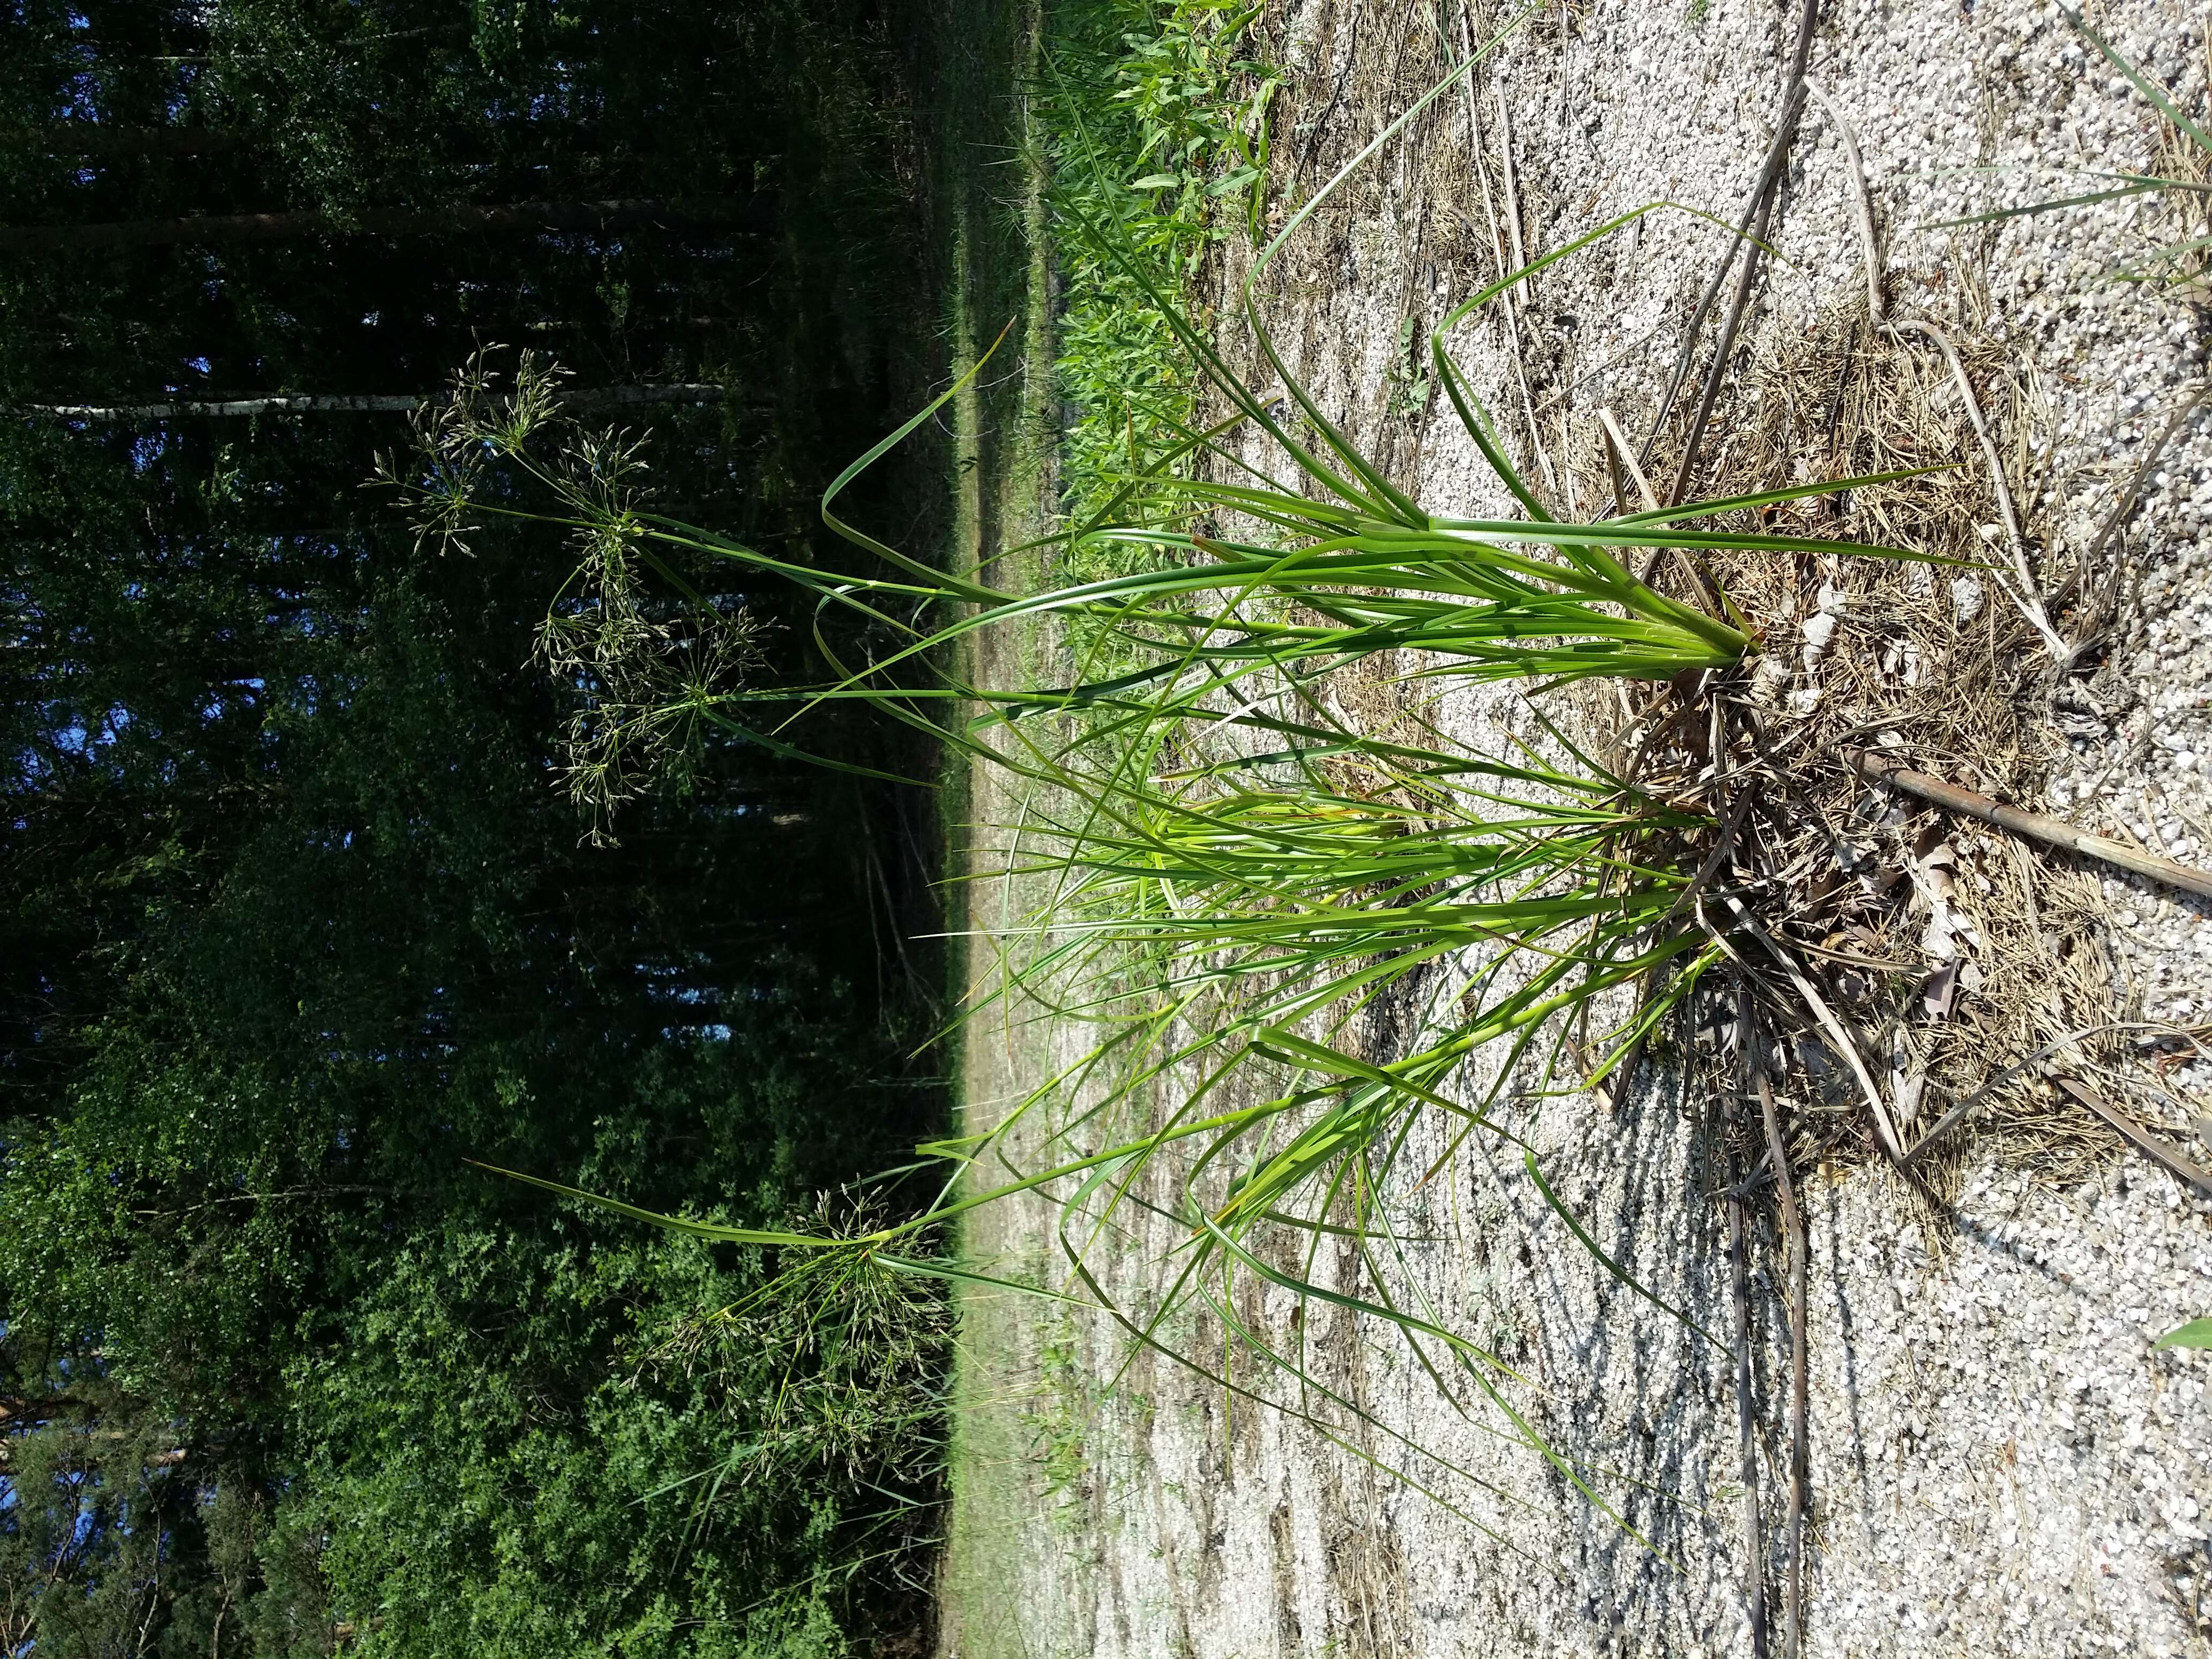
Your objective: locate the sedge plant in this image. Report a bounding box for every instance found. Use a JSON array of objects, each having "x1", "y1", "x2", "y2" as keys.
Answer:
[{"x1": 421, "y1": 19, "x2": 1955, "y2": 1542}]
